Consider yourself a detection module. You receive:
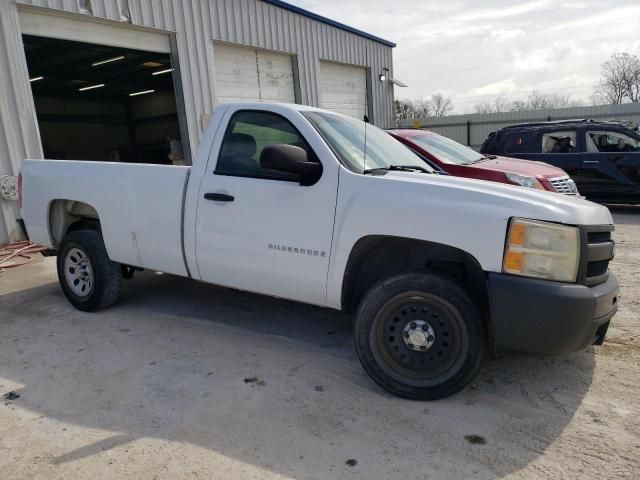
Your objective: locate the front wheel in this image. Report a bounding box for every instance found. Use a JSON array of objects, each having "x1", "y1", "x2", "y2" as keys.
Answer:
[
  {"x1": 56, "y1": 230, "x2": 122, "y2": 311},
  {"x1": 354, "y1": 272, "x2": 486, "y2": 400}
]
